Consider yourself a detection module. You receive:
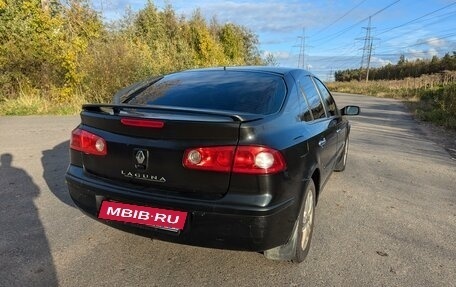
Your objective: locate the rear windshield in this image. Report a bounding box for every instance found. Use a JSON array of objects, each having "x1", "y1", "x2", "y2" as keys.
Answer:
[{"x1": 127, "y1": 70, "x2": 287, "y2": 115}]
